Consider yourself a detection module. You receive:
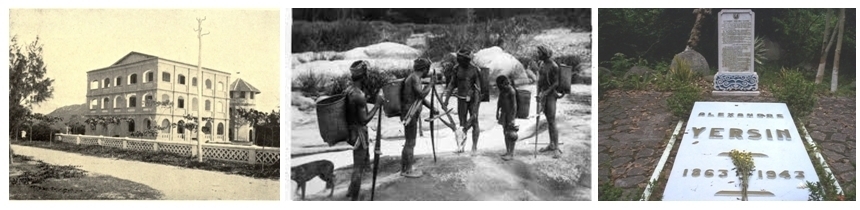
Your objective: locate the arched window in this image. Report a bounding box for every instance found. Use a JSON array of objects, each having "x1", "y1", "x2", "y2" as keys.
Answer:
[
  {"x1": 143, "y1": 94, "x2": 153, "y2": 107},
  {"x1": 161, "y1": 119, "x2": 170, "y2": 131},
  {"x1": 90, "y1": 80, "x2": 99, "y2": 90},
  {"x1": 205, "y1": 100, "x2": 211, "y2": 111},
  {"x1": 192, "y1": 77, "x2": 198, "y2": 86},
  {"x1": 114, "y1": 95, "x2": 122, "y2": 108},
  {"x1": 192, "y1": 97, "x2": 198, "y2": 111},
  {"x1": 177, "y1": 120, "x2": 185, "y2": 134},
  {"x1": 116, "y1": 77, "x2": 122, "y2": 86},
  {"x1": 250, "y1": 92, "x2": 255, "y2": 99},
  {"x1": 217, "y1": 82, "x2": 224, "y2": 91},
  {"x1": 203, "y1": 121, "x2": 212, "y2": 134},
  {"x1": 129, "y1": 74, "x2": 138, "y2": 84},
  {"x1": 177, "y1": 97, "x2": 185, "y2": 109},
  {"x1": 129, "y1": 96, "x2": 137, "y2": 108},
  {"x1": 102, "y1": 98, "x2": 110, "y2": 109},
  {"x1": 239, "y1": 91, "x2": 246, "y2": 98},
  {"x1": 162, "y1": 72, "x2": 171, "y2": 82},
  {"x1": 217, "y1": 102, "x2": 223, "y2": 112},
  {"x1": 90, "y1": 99, "x2": 98, "y2": 109},
  {"x1": 145, "y1": 118, "x2": 151, "y2": 130},
  {"x1": 178, "y1": 74, "x2": 186, "y2": 85},
  {"x1": 145, "y1": 71, "x2": 154, "y2": 83},
  {"x1": 205, "y1": 79, "x2": 212, "y2": 89},
  {"x1": 104, "y1": 78, "x2": 111, "y2": 88},
  {"x1": 128, "y1": 119, "x2": 135, "y2": 132},
  {"x1": 217, "y1": 123, "x2": 224, "y2": 135}
]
